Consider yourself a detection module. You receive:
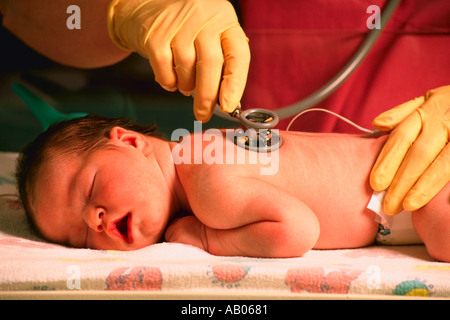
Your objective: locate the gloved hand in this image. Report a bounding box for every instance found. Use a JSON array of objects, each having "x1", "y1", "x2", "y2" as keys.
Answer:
[
  {"x1": 107, "y1": 0, "x2": 250, "y2": 122},
  {"x1": 370, "y1": 85, "x2": 450, "y2": 215}
]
